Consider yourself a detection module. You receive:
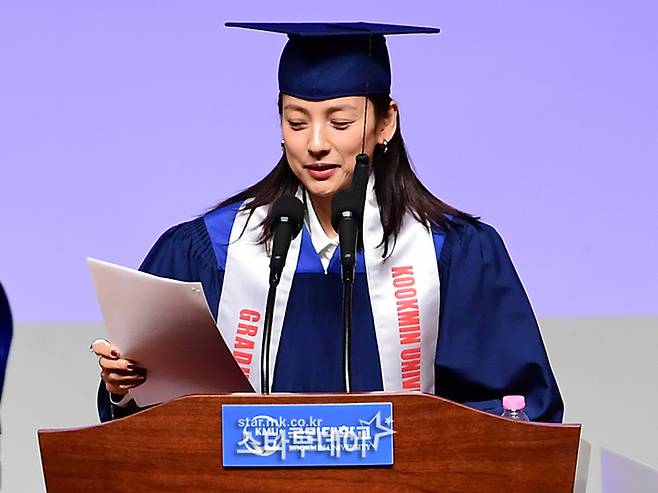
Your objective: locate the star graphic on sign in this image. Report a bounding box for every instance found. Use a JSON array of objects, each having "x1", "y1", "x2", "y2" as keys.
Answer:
[{"x1": 359, "y1": 411, "x2": 395, "y2": 451}]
